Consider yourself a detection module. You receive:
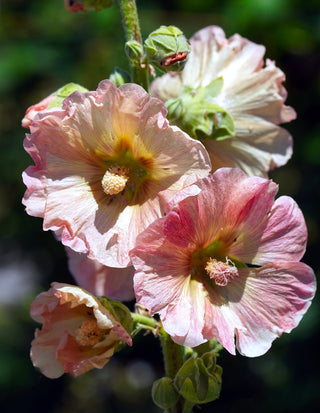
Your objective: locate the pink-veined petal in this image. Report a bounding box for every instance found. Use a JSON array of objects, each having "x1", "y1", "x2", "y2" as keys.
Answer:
[{"x1": 208, "y1": 263, "x2": 316, "y2": 356}]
